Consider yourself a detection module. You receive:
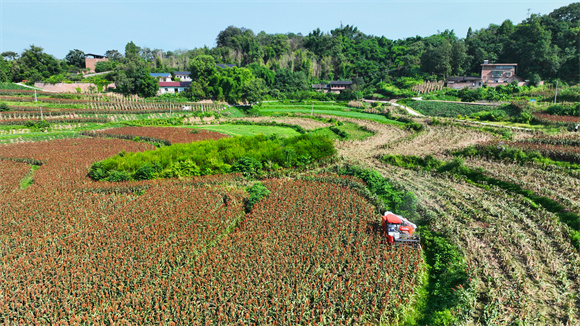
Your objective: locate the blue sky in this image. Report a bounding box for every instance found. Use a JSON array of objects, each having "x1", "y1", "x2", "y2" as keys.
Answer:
[{"x1": 0, "y1": 0, "x2": 576, "y2": 59}]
